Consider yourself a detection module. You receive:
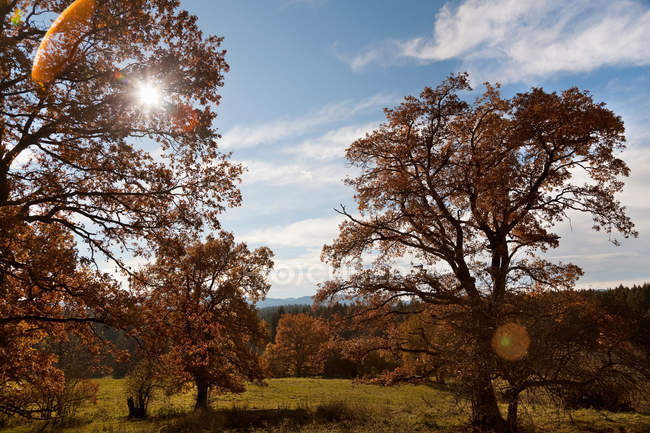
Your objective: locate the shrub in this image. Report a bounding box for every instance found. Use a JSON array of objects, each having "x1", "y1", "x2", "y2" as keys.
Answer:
[
  {"x1": 37, "y1": 378, "x2": 99, "y2": 425},
  {"x1": 562, "y1": 380, "x2": 634, "y2": 412}
]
